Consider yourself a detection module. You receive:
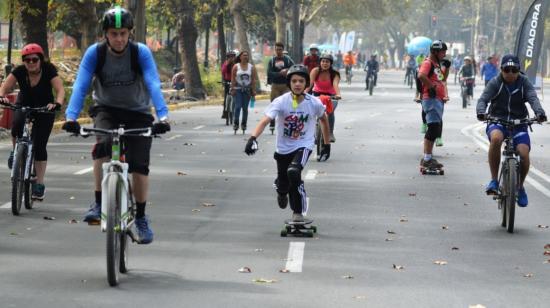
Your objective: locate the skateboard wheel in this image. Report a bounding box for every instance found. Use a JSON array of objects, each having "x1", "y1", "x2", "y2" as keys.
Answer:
[
  {"x1": 305, "y1": 231, "x2": 314, "y2": 238},
  {"x1": 311, "y1": 226, "x2": 317, "y2": 233},
  {"x1": 439, "y1": 170, "x2": 444, "y2": 175},
  {"x1": 286, "y1": 226, "x2": 291, "y2": 232},
  {"x1": 280, "y1": 229, "x2": 287, "y2": 237}
]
